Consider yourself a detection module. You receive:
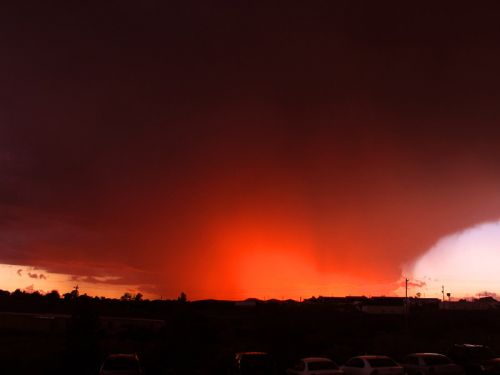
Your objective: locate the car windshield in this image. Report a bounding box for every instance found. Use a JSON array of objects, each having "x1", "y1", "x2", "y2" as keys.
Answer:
[
  {"x1": 103, "y1": 357, "x2": 139, "y2": 371},
  {"x1": 309, "y1": 361, "x2": 338, "y2": 370},
  {"x1": 368, "y1": 358, "x2": 398, "y2": 367},
  {"x1": 424, "y1": 356, "x2": 451, "y2": 366}
]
